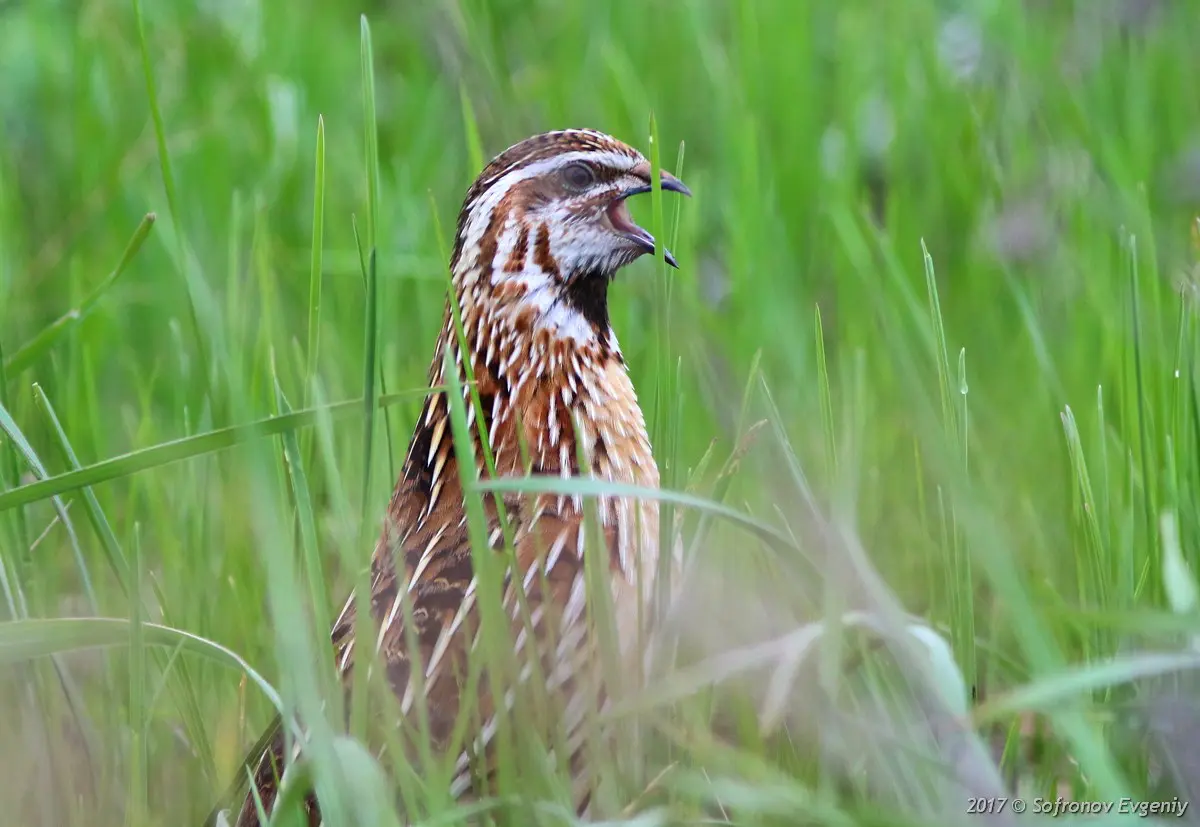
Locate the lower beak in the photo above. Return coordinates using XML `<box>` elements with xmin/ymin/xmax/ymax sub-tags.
<box><xmin>608</xmin><ymin>198</ymin><xmax>680</xmax><ymax>268</ymax></box>
<box><xmin>608</xmin><ymin>169</ymin><xmax>691</xmax><ymax>268</ymax></box>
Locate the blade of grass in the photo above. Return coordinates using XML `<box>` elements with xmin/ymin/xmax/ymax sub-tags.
<box><xmin>815</xmin><ymin>304</ymin><xmax>837</xmax><ymax>481</ymax></box>
<box><xmin>358</xmin><ymin>22</ymin><xmax>395</xmax><ymax>487</ymax></box>
<box><xmin>240</xmin><ymin>413</ymin><xmax>361</xmax><ymax>825</ymax></box>
<box><xmin>573</xmin><ymin>412</ymin><xmax>628</xmax><ymax>807</ymax></box>
<box><xmin>475</xmin><ymin>475</ymin><xmax>804</xmax><ymax>563</ymax></box>
<box><xmin>304</xmin><ymin>117</ymin><xmax>326</xmax><ymax>411</ymax></box>
<box><xmin>973</xmin><ymin>650</ymin><xmax>1200</xmax><ymax>725</ymax></box>
<box><xmin>0</xmin><ymin>390</ymin><xmax>426</xmax><ymax>513</ymax></box>
<box><xmin>31</xmin><ymin>383</ymin><xmax>129</xmax><ymax>585</ymax></box>
<box><xmin>32</xmin><ymin>382</ymin><xmax>220</xmax><ymax>786</ymax></box>
<box><xmin>351</xmin><ymin>235</ymin><xmax>378</xmax><ymax>740</ymax></box>
<box><xmin>348</xmin><ymin>24</ymin><xmax>386</xmax><ymax>747</ymax></box>
<box><xmin>4</xmin><ymin>214</ymin><xmax>156</xmax><ymax>377</ymax></box>
<box><xmin>1061</xmin><ymin>404</ymin><xmax>1110</xmax><ymax>656</ymax></box>
<box><xmin>0</xmin><ymin>617</ymin><xmax>283</xmax><ymax>707</ymax></box>
<box><xmin>646</xmin><ymin>114</ymin><xmax>685</xmax><ymax>633</ymax></box>
<box><xmin>1126</xmin><ymin>232</ymin><xmax>1159</xmax><ymax>587</ymax></box>
<box><xmin>10</xmin><ymin>396</ymin><xmax>111</xmax><ymax>797</ymax></box>
<box><xmin>273</xmin><ymin>374</ymin><xmax>337</xmax><ymax>705</ymax></box>
<box><xmin>683</xmin><ymin>351</ymin><xmax>763</xmax><ymax>563</ymax></box>
<box><xmin>0</xmin><ymin>392</ymin><xmax>97</xmax><ymax>609</ymax></box>
<box><xmin>0</xmin><ymin>359</ymin><xmax>31</xmax><ymax>582</ymax></box>
<box><xmin>439</xmin><ymin>343</ymin><xmax>529</xmax><ymax>808</ymax></box>
<box><xmin>459</xmin><ymin>85</ymin><xmax>485</xmax><ymax>173</ymax></box>
<box><xmin>920</xmin><ymin>241</ymin><xmax>976</xmax><ymax>689</ymax></box>
<box><xmin>131</xmin><ymin>0</ymin><xmax>211</xmax><ymax>396</ymax></box>
<box><xmin>127</xmin><ymin>524</ymin><xmax>146</xmax><ymax>827</ymax></box>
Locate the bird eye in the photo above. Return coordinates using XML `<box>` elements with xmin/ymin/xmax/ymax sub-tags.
<box><xmin>561</xmin><ymin>161</ymin><xmax>596</xmax><ymax>191</ymax></box>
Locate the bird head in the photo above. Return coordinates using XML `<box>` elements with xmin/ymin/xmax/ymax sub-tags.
<box><xmin>449</xmin><ymin>129</ymin><xmax>690</xmax><ymax>339</ymax></box>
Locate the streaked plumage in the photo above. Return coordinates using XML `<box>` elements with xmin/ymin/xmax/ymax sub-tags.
<box><xmin>234</xmin><ymin>128</ymin><xmax>689</xmax><ymax>826</ymax></box>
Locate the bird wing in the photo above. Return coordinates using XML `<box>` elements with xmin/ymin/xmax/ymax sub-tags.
<box><xmin>235</xmin><ymin>364</ymin><xmax>624</xmax><ymax>824</ymax></box>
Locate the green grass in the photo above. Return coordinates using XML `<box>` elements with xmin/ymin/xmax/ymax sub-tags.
<box><xmin>3</xmin><ymin>0</ymin><xmax>1200</xmax><ymax>824</ymax></box>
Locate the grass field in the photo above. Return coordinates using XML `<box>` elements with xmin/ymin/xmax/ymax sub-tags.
<box><xmin>3</xmin><ymin>1</ymin><xmax>1200</xmax><ymax>825</ymax></box>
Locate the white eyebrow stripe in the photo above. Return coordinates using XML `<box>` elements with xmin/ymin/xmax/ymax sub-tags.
<box><xmin>489</xmin><ymin>150</ymin><xmax>636</xmax><ymax>194</ymax></box>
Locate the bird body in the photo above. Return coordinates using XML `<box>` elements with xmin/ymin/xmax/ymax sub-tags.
<box><xmin>234</xmin><ymin>128</ymin><xmax>689</xmax><ymax>826</ymax></box>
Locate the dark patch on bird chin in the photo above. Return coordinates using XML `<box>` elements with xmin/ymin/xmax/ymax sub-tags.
<box><xmin>562</xmin><ymin>268</ymin><xmax>615</xmax><ymax>335</ymax></box>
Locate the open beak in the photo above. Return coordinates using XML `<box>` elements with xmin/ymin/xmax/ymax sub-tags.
<box><xmin>607</xmin><ymin>164</ymin><xmax>691</xmax><ymax>268</ymax></box>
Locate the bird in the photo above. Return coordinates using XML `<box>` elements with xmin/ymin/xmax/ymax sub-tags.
<box><xmin>231</xmin><ymin>128</ymin><xmax>690</xmax><ymax>826</ymax></box>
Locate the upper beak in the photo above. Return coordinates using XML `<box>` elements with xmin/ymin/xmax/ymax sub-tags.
<box><xmin>611</xmin><ymin>162</ymin><xmax>692</xmax><ymax>268</ymax></box>
<box><xmin>642</xmin><ymin>167</ymin><xmax>693</xmax><ymax>198</ymax></box>
<box><xmin>661</xmin><ymin>170</ymin><xmax>692</xmax><ymax>197</ymax></box>
<box><xmin>627</xmin><ymin>161</ymin><xmax>693</xmax><ymax>198</ymax></box>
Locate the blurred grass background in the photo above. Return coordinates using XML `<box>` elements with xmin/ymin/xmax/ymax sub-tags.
<box><xmin>3</xmin><ymin>0</ymin><xmax>1200</xmax><ymax>825</ymax></box>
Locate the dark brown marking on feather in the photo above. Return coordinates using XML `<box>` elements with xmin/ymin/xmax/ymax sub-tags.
<box><xmin>593</xmin><ymin>433</ymin><xmax>610</xmax><ymax>470</ymax></box>
<box><xmin>493</xmin><ymin>279</ymin><xmax>528</xmax><ymax>306</ymax></box>
<box><xmin>512</xmin><ymin>307</ymin><xmax>535</xmax><ymax>337</ymax></box>
<box><xmin>530</xmin><ymin>450</ymin><xmax>580</xmax><ymax>478</ymax></box>
<box><xmin>478</xmin><ymin>193</ymin><xmax>515</xmax><ymax>283</ymax></box>
<box><xmin>533</xmin><ymin>222</ymin><xmax>560</xmax><ymax>282</ymax></box>
<box><xmin>473</xmin><ymin>325</ymin><xmax>492</xmax><ymax>371</ymax></box>
<box><xmin>420</xmin><ymin>581</ymin><xmax>468</xmax><ymax>613</ymax></box>
<box><xmin>591</xmin><ymin>164</ymin><xmax>626</xmax><ymax>186</ymax></box>
<box><xmin>370</xmin><ymin>579</ymin><xmax>396</xmax><ymax>619</ymax></box>
<box><xmin>402</xmin><ymin>335</ymin><xmax>509</xmax><ymax>500</ymax></box>
<box><xmin>475</xmin><ymin>390</ymin><xmax>502</xmax><ymax>456</ymax></box>
<box><xmin>451</xmin><ymin>212</ymin><xmax>469</xmax><ymax>271</ymax></box>
<box><xmin>236</xmin><ymin>729</ymin><xmax>322</xmax><ymax>827</ymax></box>
<box><xmin>402</xmin><ymin>395</ymin><xmax>441</xmax><ymax>491</ymax></box>
<box><xmin>505</xmin><ymin>224</ymin><xmax>529</xmax><ymax>273</ymax></box>
<box><xmin>331</xmin><ymin>618</ymin><xmax>353</xmax><ymax>650</ymax></box>
<box><xmin>479</xmin><ymin>359</ymin><xmax>510</xmax><ymax>402</ymax></box>
<box><xmin>385</xmin><ymin>654</ymin><xmax>414</xmax><ymax>699</ymax></box>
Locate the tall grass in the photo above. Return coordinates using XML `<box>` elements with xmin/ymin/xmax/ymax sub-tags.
<box><xmin>2</xmin><ymin>1</ymin><xmax>1200</xmax><ymax>824</ymax></box>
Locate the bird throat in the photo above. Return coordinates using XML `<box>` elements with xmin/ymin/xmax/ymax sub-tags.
<box><xmin>560</xmin><ymin>269</ymin><xmax>613</xmax><ymax>336</ymax></box>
